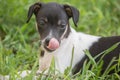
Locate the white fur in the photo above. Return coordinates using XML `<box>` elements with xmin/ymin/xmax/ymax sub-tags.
<box><xmin>60</xmin><ymin>24</ymin><xmax>68</xmax><ymax>40</ymax></box>
<box><xmin>49</xmin><ymin>27</ymin><xmax>100</xmax><ymax>73</ymax></box>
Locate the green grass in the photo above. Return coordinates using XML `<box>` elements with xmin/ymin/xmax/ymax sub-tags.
<box><xmin>0</xmin><ymin>0</ymin><xmax>120</xmax><ymax>80</ymax></box>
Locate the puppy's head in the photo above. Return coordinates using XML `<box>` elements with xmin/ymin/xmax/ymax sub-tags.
<box><xmin>27</xmin><ymin>2</ymin><xmax>79</xmax><ymax>52</ymax></box>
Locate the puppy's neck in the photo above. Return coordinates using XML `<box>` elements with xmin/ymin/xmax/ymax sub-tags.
<box><xmin>53</xmin><ymin>27</ymin><xmax>76</xmax><ymax>55</ymax></box>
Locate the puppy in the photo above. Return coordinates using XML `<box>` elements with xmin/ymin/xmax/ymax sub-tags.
<box><xmin>27</xmin><ymin>2</ymin><xmax>120</xmax><ymax>75</ymax></box>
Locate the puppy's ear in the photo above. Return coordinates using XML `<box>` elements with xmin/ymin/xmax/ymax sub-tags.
<box><xmin>26</xmin><ymin>2</ymin><xmax>42</xmax><ymax>23</ymax></box>
<box><xmin>64</xmin><ymin>5</ymin><xmax>79</xmax><ymax>27</ymax></box>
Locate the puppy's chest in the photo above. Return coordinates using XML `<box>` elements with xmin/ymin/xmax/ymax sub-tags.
<box><xmin>53</xmin><ymin>42</ymin><xmax>74</xmax><ymax>73</ymax></box>
<box><xmin>53</xmin><ymin>32</ymin><xmax>100</xmax><ymax>73</ymax></box>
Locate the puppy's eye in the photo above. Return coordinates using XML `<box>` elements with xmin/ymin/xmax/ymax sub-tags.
<box><xmin>39</xmin><ymin>21</ymin><xmax>45</xmax><ymax>26</ymax></box>
<box><xmin>60</xmin><ymin>24</ymin><xmax>66</xmax><ymax>29</ymax></box>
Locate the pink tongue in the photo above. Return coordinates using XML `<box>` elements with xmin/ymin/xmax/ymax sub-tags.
<box><xmin>47</xmin><ymin>38</ymin><xmax>59</xmax><ymax>50</ymax></box>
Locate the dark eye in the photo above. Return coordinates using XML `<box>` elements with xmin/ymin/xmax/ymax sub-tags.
<box><xmin>39</xmin><ymin>21</ymin><xmax>45</xmax><ymax>26</ymax></box>
<box><xmin>60</xmin><ymin>24</ymin><xmax>66</xmax><ymax>29</ymax></box>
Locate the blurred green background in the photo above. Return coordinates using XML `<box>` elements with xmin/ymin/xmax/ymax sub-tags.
<box><xmin>0</xmin><ymin>0</ymin><xmax>120</xmax><ymax>79</ymax></box>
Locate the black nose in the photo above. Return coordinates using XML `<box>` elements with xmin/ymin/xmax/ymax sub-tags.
<box><xmin>45</xmin><ymin>38</ymin><xmax>51</xmax><ymax>46</ymax></box>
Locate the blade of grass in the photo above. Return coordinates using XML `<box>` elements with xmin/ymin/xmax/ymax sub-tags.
<box><xmin>96</xmin><ymin>42</ymin><xmax>120</xmax><ymax>66</ymax></box>
<box><xmin>84</xmin><ymin>50</ymin><xmax>97</xmax><ymax>67</ymax></box>
<box><xmin>102</xmin><ymin>57</ymin><xmax>116</xmax><ymax>76</ymax></box>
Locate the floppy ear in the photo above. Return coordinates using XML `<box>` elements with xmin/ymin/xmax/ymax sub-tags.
<box><xmin>26</xmin><ymin>2</ymin><xmax>42</xmax><ymax>23</ymax></box>
<box><xmin>64</xmin><ymin>5</ymin><xmax>79</xmax><ymax>27</ymax></box>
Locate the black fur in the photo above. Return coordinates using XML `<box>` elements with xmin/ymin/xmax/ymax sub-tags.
<box><xmin>73</xmin><ymin>36</ymin><xmax>120</xmax><ymax>74</ymax></box>
<box><xmin>27</xmin><ymin>2</ymin><xmax>79</xmax><ymax>52</ymax></box>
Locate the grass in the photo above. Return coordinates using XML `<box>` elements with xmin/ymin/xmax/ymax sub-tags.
<box><xmin>0</xmin><ymin>0</ymin><xmax>120</xmax><ymax>80</ymax></box>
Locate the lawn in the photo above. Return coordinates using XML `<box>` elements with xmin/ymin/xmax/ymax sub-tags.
<box><xmin>0</xmin><ymin>0</ymin><xmax>120</xmax><ymax>80</ymax></box>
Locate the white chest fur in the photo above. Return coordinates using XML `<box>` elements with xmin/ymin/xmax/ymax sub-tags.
<box><xmin>53</xmin><ymin>28</ymin><xmax>100</xmax><ymax>73</ymax></box>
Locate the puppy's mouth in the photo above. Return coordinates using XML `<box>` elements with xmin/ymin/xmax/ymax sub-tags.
<box><xmin>44</xmin><ymin>38</ymin><xmax>60</xmax><ymax>52</ymax></box>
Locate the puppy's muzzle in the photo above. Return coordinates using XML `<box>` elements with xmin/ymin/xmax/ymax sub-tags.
<box><xmin>44</xmin><ymin>38</ymin><xmax>60</xmax><ymax>52</ymax></box>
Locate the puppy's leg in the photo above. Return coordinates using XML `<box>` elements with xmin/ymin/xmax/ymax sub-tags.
<box><xmin>37</xmin><ymin>50</ymin><xmax>53</xmax><ymax>75</ymax></box>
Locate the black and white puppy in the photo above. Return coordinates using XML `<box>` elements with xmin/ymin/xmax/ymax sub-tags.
<box><xmin>27</xmin><ymin>2</ymin><xmax>120</xmax><ymax>75</ymax></box>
